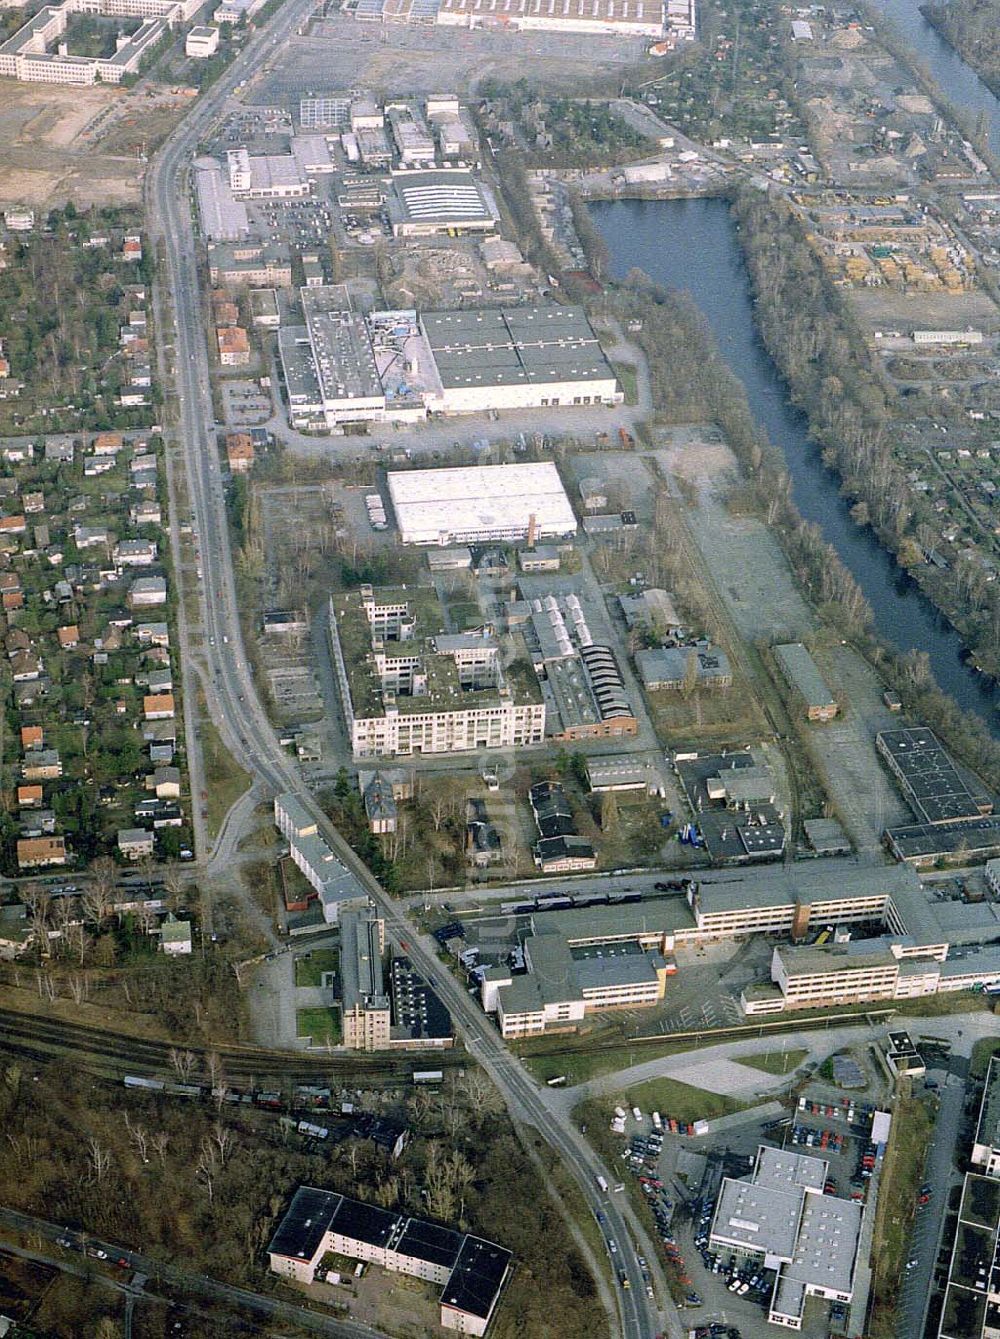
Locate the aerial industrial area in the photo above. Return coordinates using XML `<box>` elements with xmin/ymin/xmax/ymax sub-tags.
<box><xmin>5</xmin><ymin>0</ymin><xmax>1000</xmax><ymax>1334</ymax></box>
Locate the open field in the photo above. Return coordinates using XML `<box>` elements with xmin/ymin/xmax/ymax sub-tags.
<box><xmin>201</xmin><ymin>715</ymin><xmax>252</xmax><ymax>840</ymax></box>
<box><xmin>252</xmin><ymin>15</ymin><xmax>647</xmax><ymax>108</ymax></box>
<box><xmin>616</xmin><ymin>1075</ymin><xmax>749</xmax><ymax>1123</ymax></box>
<box><xmin>294</xmin><ymin>949</ymin><xmax>339</xmax><ymax>988</ymax></box>
<box><xmin>0</xmin><ymin>82</ymin><xmax>192</xmax><ymax>209</ymax></box>
<box><xmin>296</xmin><ymin>1006</ymin><xmax>341</xmax><ymax>1046</ymax></box>
<box><xmin>851</xmin><ymin>286</ymin><xmax>1000</xmax><ymax>333</ymax></box>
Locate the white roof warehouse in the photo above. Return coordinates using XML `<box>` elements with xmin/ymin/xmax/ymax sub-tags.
<box><xmin>388</xmin><ymin>461</ymin><xmax>577</xmax><ymax>546</ymax></box>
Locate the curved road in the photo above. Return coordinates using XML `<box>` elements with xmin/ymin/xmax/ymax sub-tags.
<box><xmin>144</xmin><ymin>9</ymin><xmax>675</xmax><ymax>1339</ymax></box>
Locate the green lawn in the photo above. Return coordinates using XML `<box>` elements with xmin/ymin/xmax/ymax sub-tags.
<box><xmin>611</xmin><ymin>361</ymin><xmax>639</xmax><ymax>405</ymax></box>
<box><xmin>622</xmin><ymin>1076</ymin><xmax>749</xmax><ymax>1124</ymax></box>
<box><xmin>738</xmin><ymin>1048</ymin><xmax>809</xmax><ymax>1076</ymax></box>
<box><xmin>520</xmin><ymin>1037</ymin><xmax>699</xmax><ymax>1086</ymax></box>
<box><xmin>296</xmin><ymin>1007</ymin><xmax>342</xmax><ymax>1046</ymax></box>
<box><xmin>971</xmin><ymin>1035</ymin><xmax>1000</xmax><ymax>1080</ymax></box>
<box><xmin>294</xmin><ymin>949</ymin><xmax>339</xmax><ymax>988</ymax></box>
<box><xmin>900</xmin><ymin>993</ymin><xmax>990</xmax><ymax>1017</ymax></box>
<box><xmin>201</xmin><ymin>715</ymin><xmax>251</xmax><ymax>839</ymax></box>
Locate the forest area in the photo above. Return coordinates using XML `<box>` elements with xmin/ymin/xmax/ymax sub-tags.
<box><xmin>0</xmin><ymin>1058</ymin><xmax>606</xmax><ymax>1339</ymax></box>
<box><xmin>922</xmin><ymin>0</ymin><xmax>1000</xmax><ymax>95</ymax></box>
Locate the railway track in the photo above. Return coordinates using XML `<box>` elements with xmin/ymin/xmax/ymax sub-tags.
<box><xmin>520</xmin><ymin>1007</ymin><xmax>899</xmax><ymax>1065</ymax></box>
<box><xmin>0</xmin><ymin>1008</ymin><xmax>464</xmax><ymax>1084</ymax></box>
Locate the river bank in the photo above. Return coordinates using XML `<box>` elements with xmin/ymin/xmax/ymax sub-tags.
<box><xmin>920</xmin><ymin>1</ymin><xmax>1000</xmax><ymax>105</ymax></box>
<box><xmin>589</xmin><ymin>194</ymin><xmax>1000</xmax><ymax>776</ymax></box>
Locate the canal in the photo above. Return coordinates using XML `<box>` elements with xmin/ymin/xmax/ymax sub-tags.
<box><xmin>590</xmin><ymin>194</ymin><xmax>1000</xmax><ymax>727</ymax></box>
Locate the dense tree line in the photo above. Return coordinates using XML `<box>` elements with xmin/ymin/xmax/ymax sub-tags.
<box><xmin>922</xmin><ymin>0</ymin><xmax>1000</xmax><ymax>99</ymax></box>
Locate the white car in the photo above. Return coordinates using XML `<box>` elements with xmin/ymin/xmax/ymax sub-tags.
<box><xmin>608</xmin><ymin>1240</ymin><xmax>617</xmax><ymax>1254</ymax></box>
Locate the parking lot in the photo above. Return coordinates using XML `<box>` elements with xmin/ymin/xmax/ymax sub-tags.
<box><xmin>609</xmin><ymin>1075</ymin><xmax>891</xmax><ymax>1339</ymax></box>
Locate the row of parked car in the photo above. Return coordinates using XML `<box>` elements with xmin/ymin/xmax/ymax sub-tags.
<box><xmin>692</xmin><ymin>1208</ymin><xmax>774</xmax><ymax>1307</ymax></box>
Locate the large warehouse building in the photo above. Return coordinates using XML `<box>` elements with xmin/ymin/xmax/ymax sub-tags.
<box><xmin>421</xmin><ymin>306</ymin><xmax>622</xmax><ymax>415</ymax></box>
<box><xmin>387</xmin><ymin>462</ymin><xmax>577</xmax><ymax>546</ymax></box>
<box><xmin>278</xmin><ymin>295</ymin><xmax>621</xmax><ymax>428</ymax></box>
<box><xmin>435</xmin><ymin>0</ymin><xmax>667</xmax><ymax>36</ymax></box>
<box><xmin>388</xmin><ymin>169</ymin><xmax>499</xmax><ymax>237</ymax></box>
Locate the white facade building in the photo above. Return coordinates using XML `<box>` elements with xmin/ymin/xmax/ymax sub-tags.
<box><xmin>435</xmin><ymin>0</ymin><xmax>666</xmax><ymax>37</ymax></box>
<box><xmin>387</xmin><ymin>462</ymin><xmax>577</xmax><ymax>546</ymax></box>
<box><xmin>269</xmin><ymin>1187</ymin><xmax>511</xmax><ymax>1337</ymax></box>
<box><xmin>273</xmin><ymin>793</ymin><xmax>366</xmax><ymax>922</ymax></box>
<box><xmin>185</xmin><ymin>23</ymin><xmax>219</xmax><ymax>54</ymax></box>
<box><xmin>0</xmin><ymin>0</ymin><xmax>193</xmax><ymax>84</ymax></box>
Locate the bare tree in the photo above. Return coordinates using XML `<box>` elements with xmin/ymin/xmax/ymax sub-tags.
<box><xmin>67</xmin><ymin>973</ymin><xmax>90</xmax><ymax>1005</ymax></box>
<box><xmin>196</xmin><ymin>1141</ymin><xmax>217</xmax><ymax>1203</ymax></box>
<box><xmin>23</xmin><ymin>883</ymin><xmax>51</xmax><ymax>954</ymax></box>
<box><xmin>135</xmin><ymin>901</ymin><xmax>158</xmax><ymax>936</ymax></box>
<box><xmin>211</xmin><ymin>1121</ymin><xmax>236</xmax><ymax>1167</ymax></box>
<box><xmin>206</xmin><ymin>1051</ymin><xmax>225</xmax><ymax>1095</ymax></box>
<box><xmin>82</xmin><ymin>857</ymin><xmax>117</xmax><ymax>928</ymax></box>
<box><xmin>162</xmin><ymin>861</ymin><xmax>183</xmax><ymax>907</ymax></box>
<box><xmin>124</xmin><ymin>1114</ymin><xmax>149</xmax><ymax>1163</ymax></box>
<box><xmin>461</xmin><ymin>1070</ymin><xmax>500</xmax><ymax>1117</ymax></box>
<box><xmin>87</xmin><ymin>1139</ymin><xmax>111</xmax><ymax>1185</ymax></box>
<box><xmin>169</xmin><ymin>1048</ymin><xmax>197</xmax><ymax>1083</ymax></box>
<box><xmin>151</xmin><ymin>1131</ymin><xmax>169</xmax><ymax>1167</ymax></box>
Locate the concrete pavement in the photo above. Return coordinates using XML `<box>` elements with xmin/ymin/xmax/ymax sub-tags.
<box><xmin>555</xmin><ymin>1008</ymin><xmax>998</xmax><ymax>1108</ymax></box>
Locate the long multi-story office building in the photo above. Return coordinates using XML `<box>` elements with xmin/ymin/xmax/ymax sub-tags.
<box><xmin>485</xmin><ymin>924</ymin><xmax>670</xmax><ymax>1038</ymax></box>
<box><xmin>273</xmin><ymin>794</ymin><xmax>366</xmax><ymax>922</ymax></box>
<box><xmin>328</xmin><ymin>584</ymin><xmax>545</xmax><ymax>759</ymax></box>
<box><xmin>972</xmin><ymin>1057</ymin><xmax>1000</xmax><ymax>1178</ymax></box>
<box><xmin>937</xmin><ymin>1062</ymin><xmax>1000</xmax><ymax>1339</ymax></box>
<box><xmin>472</xmin><ymin>859</ymin><xmax>1000</xmax><ymax>1033</ymax></box>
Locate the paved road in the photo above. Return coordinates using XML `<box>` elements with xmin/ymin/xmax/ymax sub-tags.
<box><xmin>144</xmin><ymin>7</ymin><xmax>669</xmax><ymax>1338</ymax></box>
<box><xmin>0</xmin><ymin>1205</ymin><xmax>385</xmax><ymax>1337</ymax></box>
<box><xmin>897</xmin><ymin>1057</ymin><xmax>969</xmax><ymax>1339</ymax></box>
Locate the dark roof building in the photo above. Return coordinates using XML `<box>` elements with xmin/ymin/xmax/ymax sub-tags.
<box><xmin>877</xmin><ymin>727</ymin><xmax>993</xmax><ymax>825</ymax></box>
<box><xmin>268</xmin><ymin>1187</ymin><xmax>511</xmax><ymax>1335</ymax></box>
